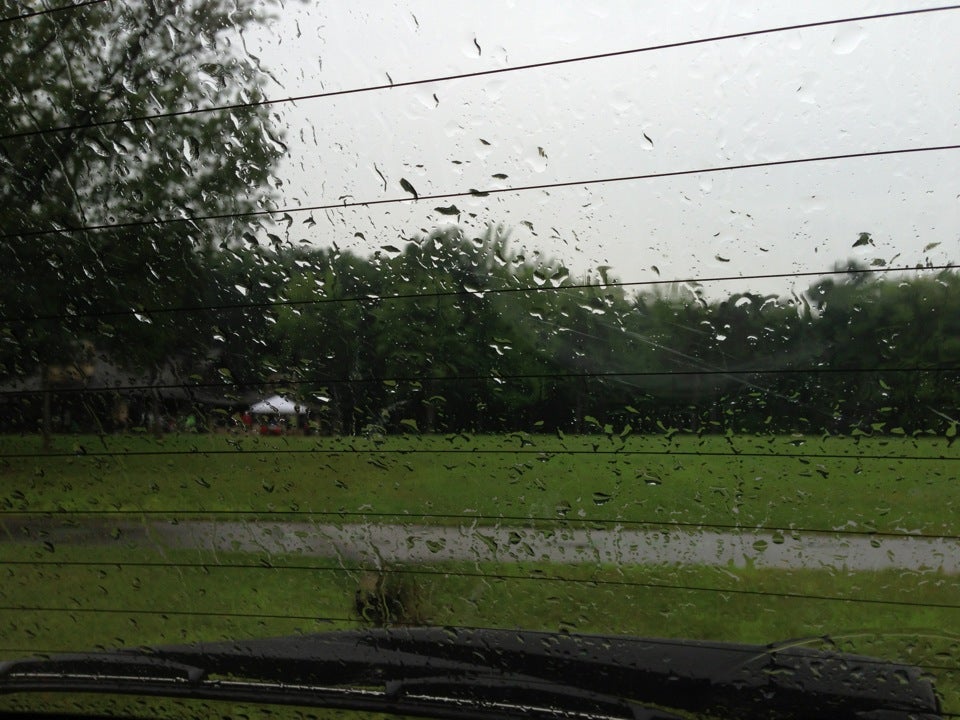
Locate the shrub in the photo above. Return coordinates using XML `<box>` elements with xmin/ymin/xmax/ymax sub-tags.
<box><xmin>354</xmin><ymin>569</ymin><xmax>430</xmax><ymax>626</ymax></box>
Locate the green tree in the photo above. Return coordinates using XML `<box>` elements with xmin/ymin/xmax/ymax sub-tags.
<box><xmin>371</xmin><ymin>228</ymin><xmax>492</xmax><ymax>433</ymax></box>
<box><xmin>374</xmin><ymin>224</ymin><xmax>569</xmax><ymax>432</ymax></box>
<box><xmin>273</xmin><ymin>248</ymin><xmax>383</xmax><ymax>435</ymax></box>
<box><xmin>0</xmin><ymin>0</ymin><xmax>284</xmax><ymax>444</ymax></box>
<box><xmin>809</xmin><ymin>265</ymin><xmax>960</xmax><ymax>434</ymax></box>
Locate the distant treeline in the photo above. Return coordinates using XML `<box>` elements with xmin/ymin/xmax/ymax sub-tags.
<box><xmin>4</xmin><ymin>225</ymin><xmax>959</xmax><ymax>438</ymax></box>
<box><xmin>210</xmin><ymin>226</ymin><xmax>960</xmax><ymax>438</ymax></box>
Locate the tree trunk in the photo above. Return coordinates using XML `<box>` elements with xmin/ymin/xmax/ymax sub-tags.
<box><xmin>150</xmin><ymin>390</ymin><xmax>163</xmax><ymax>438</ymax></box>
<box><xmin>422</xmin><ymin>380</ymin><xmax>437</xmax><ymax>433</ymax></box>
<box><xmin>40</xmin><ymin>364</ymin><xmax>52</xmax><ymax>451</ymax></box>
<box><xmin>345</xmin><ymin>382</ymin><xmax>356</xmax><ymax>436</ymax></box>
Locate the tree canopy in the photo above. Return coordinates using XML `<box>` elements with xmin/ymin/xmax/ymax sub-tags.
<box><xmin>3</xmin><ymin>212</ymin><xmax>958</xmax><ymax>439</ymax></box>
<box><xmin>205</xmin><ymin>227</ymin><xmax>960</xmax><ymax>439</ymax></box>
<box><xmin>0</xmin><ymin>0</ymin><xmax>285</xmax><ymax>440</ymax></box>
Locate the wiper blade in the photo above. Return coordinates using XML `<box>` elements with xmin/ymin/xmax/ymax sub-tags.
<box><xmin>0</xmin><ymin>627</ymin><xmax>942</xmax><ymax>720</ymax></box>
<box><xmin>0</xmin><ymin>633</ymin><xmax>679</xmax><ymax>720</ymax></box>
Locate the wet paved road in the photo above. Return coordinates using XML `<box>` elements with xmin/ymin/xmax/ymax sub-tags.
<box><xmin>3</xmin><ymin>517</ymin><xmax>957</xmax><ymax>573</ymax></box>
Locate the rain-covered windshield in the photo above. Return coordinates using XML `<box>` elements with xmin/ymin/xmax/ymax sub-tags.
<box><xmin>0</xmin><ymin>1</ymin><xmax>958</xmax><ymax>717</ymax></box>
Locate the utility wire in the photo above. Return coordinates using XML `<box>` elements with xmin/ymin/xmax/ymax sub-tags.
<box><xmin>0</xmin><ymin>4</ymin><xmax>957</xmax><ymax>140</ymax></box>
<box><xmin>0</xmin><ymin>446</ymin><xmax>955</xmax><ymax>461</ymax></box>
<box><xmin>0</xmin><ymin>0</ymin><xmax>106</xmax><ymax>23</ymax></box>
<box><xmin>0</xmin><ymin>604</ymin><xmax>346</xmax><ymax>623</ymax></box>
<box><xmin>2</xmin><ymin>565</ymin><xmax>957</xmax><ymax>609</ymax></box>
<box><xmin>2</xmin><ymin>262</ymin><xmax>954</xmax><ymax>325</ymax></box>
<box><xmin>0</xmin><ymin>364</ymin><xmax>956</xmax><ymax>398</ymax></box>
<box><xmin>4</xmin><ymin>144</ymin><xmax>960</xmax><ymax>241</ymax></box>
<box><xmin>2</xmin><ymin>509</ymin><xmax>957</xmax><ymax>541</ymax></box>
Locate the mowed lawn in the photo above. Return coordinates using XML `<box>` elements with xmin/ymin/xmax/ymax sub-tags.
<box><xmin>0</xmin><ymin>431</ymin><xmax>956</xmax><ymax>534</ymax></box>
<box><xmin>1</xmin><ymin>432</ymin><xmax>958</xmax><ymax>714</ymax></box>
<box><xmin>0</xmin><ymin>544</ymin><xmax>957</xmax><ymax>712</ymax></box>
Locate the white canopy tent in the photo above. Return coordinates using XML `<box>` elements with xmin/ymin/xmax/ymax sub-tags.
<box><xmin>249</xmin><ymin>395</ymin><xmax>305</xmax><ymax>415</ymax></box>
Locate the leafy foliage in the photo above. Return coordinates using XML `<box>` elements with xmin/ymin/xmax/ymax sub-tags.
<box><xmin>0</xmin><ymin>0</ymin><xmax>283</xmax><ymax>383</ymax></box>
<box><xmin>220</xmin><ymin>227</ymin><xmax>960</xmax><ymax>438</ymax></box>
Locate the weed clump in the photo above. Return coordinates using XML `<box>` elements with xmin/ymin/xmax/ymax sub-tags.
<box><xmin>354</xmin><ymin>569</ymin><xmax>429</xmax><ymax>626</ymax></box>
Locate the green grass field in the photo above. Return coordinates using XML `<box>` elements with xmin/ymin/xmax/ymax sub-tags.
<box><xmin>0</xmin><ymin>432</ymin><xmax>957</xmax><ymax>715</ymax></box>
<box><xmin>0</xmin><ymin>544</ymin><xmax>957</xmax><ymax>713</ymax></box>
<box><xmin>1</xmin><ymin>432</ymin><xmax>957</xmax><ymax>534</ymax></box>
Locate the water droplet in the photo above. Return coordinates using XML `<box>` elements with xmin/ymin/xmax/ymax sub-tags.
<box><xmin>592</xmin><ymin>492</ymin><xmax>613</xmax><ymax>506</ymax></box>
<box><xmin>832</xmin><ymin>26</ymin><xmax>866</xmax><ymax>55</ymax></box>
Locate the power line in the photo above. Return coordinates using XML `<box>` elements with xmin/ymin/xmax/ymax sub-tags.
<box><xmin>2</xmin><ymin>262</ymin><xmax>954</xmax><ymax>325</ymax></box>
<box><xmin>1</xmin><ymin>364</ymin><xmax>957</xmax><ymax>399</ymax></box>
<box><xmin>2</xmin><ymin>564</ymin><xmax>957</xmax><ymax>610</ymax></box>
<box><xmin>0</xmin><ymin>604</ymin><xmax>348</xmax><ymax>623</ymax></box>
<box><xmin>1</xmin><ymin>4</ymin><xmax>957</xmax><ymax>140</ymax></box>
<box><xmin>2</xmin><ymin>509</ymin><xmax>957</xmax><ymax>541</ymax></box>
<box><xmin>4</xmin><ymin>143</ymin><xmax>960</xmax><ymax>241</ymax></box>
<box><xmin>0</xmin><ymin>446</ymin><xmax>955</xmax><ymax>461</ymax></box>
<box><xmin>0</xmin><ymin>0</ymin><xmax>107</xmax><ymax>23</ymax></box>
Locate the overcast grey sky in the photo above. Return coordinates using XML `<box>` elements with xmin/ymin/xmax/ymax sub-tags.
<box><xmin>243</xmin><ymin>1</ymin><xmax>959</xmax><ymax>298</ymax></box>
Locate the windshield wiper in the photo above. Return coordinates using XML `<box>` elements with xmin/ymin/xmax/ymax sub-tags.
<box><xmin>0</xmin><ymin>627</ymin><xmax>942</xmax><ymax>720</ymax></box>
